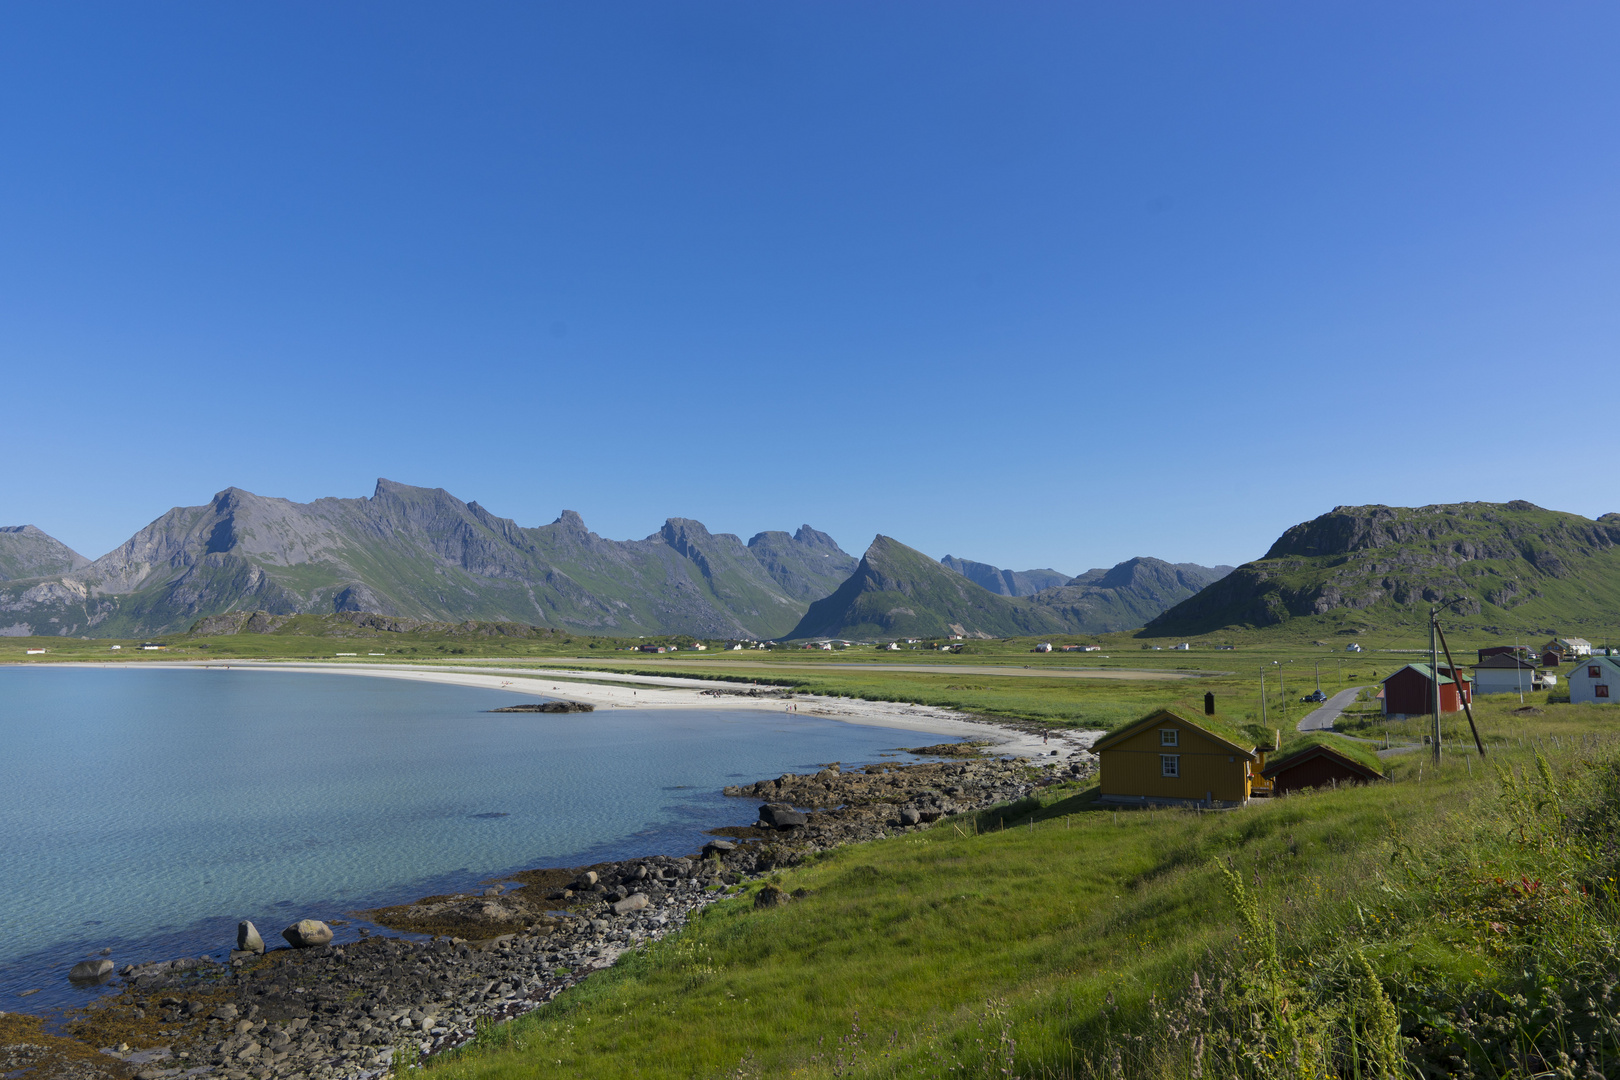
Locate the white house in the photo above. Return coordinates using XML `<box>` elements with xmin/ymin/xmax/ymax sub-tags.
<box><xmin>1171</xmin><ymin>643</ymin><xmax>1190</xmax><ymax>651</ymax></box>
<box><xmin>1345</xmin><ymin>643</ymin><xmax>1363</xmax><ymax>653</ymax></box>
<box><xmin>1471</xmin><ymin>653</ymin><xmax>1551</xmax><ymax>696</ymax></box>
<box><xmin>1569</xmin><ymin>655</ymin><xmax>1620</xmax><ymax>705</ymax></box>
<box><xmin>1547</xmin><ymin>637</ymin><xmax>1594</xmax><ymax>658</ymax></box>
<box><xmin>1034</xmin><ymin>642</ymin><xmax>1053</xmax><ymax>653</ymax></box>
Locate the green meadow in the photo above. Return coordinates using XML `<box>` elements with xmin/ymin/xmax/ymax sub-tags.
<box><xmin>419</xmin><ymin>692</ymin><xmax>1620</xmax><ymax>1079</ymax></box>
<box><xmin>10</xmin><ymin>622</ymin><xmax>1620</xmax><ymax>1076</ymax></box>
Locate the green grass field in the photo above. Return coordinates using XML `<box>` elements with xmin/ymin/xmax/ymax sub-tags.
<box><xmin>8</xmin><ymin>624</ymin><xmax>1620</xmax><ymax>1076</ymax></box>
<box><xmin>418</xmin><ymin>694</ymin><xmax>1620</xmax><ymax>1079</ymax></box>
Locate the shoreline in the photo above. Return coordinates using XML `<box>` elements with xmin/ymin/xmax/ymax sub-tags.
<box><xmin>31</xmin><ymin>751</ymin><xmax>1095</xmax><ymax>1080</ymax></box>
<box><xmin>29</xmin><ymin>659</ymin><xmax>1102</xmax><ymax>762</ymax></box>
<box><xmin>3</xmin><ymin>661</ymin><xmax>1104</xmax><ymax>1079</ymax></box>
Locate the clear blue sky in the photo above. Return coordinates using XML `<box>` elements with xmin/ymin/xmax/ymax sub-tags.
<box><xmin>3</xmin><ymin>3</ymin><xmax>1617</xmax><ymax>573</ymax></box>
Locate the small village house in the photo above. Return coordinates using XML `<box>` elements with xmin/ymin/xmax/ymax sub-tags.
<box><xmin>1471</xmin><ymin>653</ymin><xmax>1553</xmax><ymax>695</ymax></box>
<box><xmin>1345</xmin><ymin>643</ymin><xmax>1363</xmax><ymax>652</ymax></box>
<box><xmin>1260</xmin><ymin>736</ymin><xmax>1384</xmax><ymax>794</ymax></box>
<box><xmin>1094</xmin><ymin>704</ymin><xmax>1274</xmax><ymax>808</ymax></box>
<box><xmin>1478</xmin><ymin>645</ymin><xmax>1529</xmax><ymax>663</ymax></box>
<box><xmin>1380</xmin><ymin>664</ymin><xmax>1473</xmax><ymax>717</ymax></box>
<box><xmin>1033</xmin><ymin>642</ymin><xmax>1052</xmax><ymax>653</ymax></box>
<box><xmin>1546</xmin><ymin>636</ymin><xmax>1594</xmax><ymax>659</ymax></box>
<box><xmin>1569</xmin><ymin>655</ymin><xmax>1620</xmax><ymax>705</ymax></box>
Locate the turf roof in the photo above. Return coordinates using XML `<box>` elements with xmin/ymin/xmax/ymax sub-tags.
<box><xmin>1094</xmin><ymin>706</ymin><xmax>1275</xmax><ymax>756</ymax></box>
<box><xmin>1266</xmin><ymin>731</ymin><xmax>1385</xmax><ymax>777</ymax></box>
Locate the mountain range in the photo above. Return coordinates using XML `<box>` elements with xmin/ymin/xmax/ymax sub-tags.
<box><xmin>791</xmin><ymin>540</ymin><xmax>1233</xmax><ymax>640</ymax></box>
<box><xmin>0</xmin><ymin>481</ymin><xmax>1229</xmax><ymax>641</ymax></box>
<box><xmin>0</xmin><ymin>481</ymin><xmax>857</xmax><ymax>640</ymax></box>
<box><xmin>1146</xmin><ymin>501</ymin><xmax>1620</xmax><ymax>638</ymax></box>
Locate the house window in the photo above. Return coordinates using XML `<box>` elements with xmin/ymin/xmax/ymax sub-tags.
<box><xmin>1161</xmin><ymin>755</ymin><xmax>1180</xmax><ymax>777</ymax></box>
<box><xmin>1599</xmin><ymin>685</ymin><xmax>1611</xmax><ymax>699</ymax></box>
<box><xmin>1160</xmin><ymin>728</ymin><xmax>1178</xmax><ymax>746</ymax></box>
<box><xmin>1590</xmin><ymin>666</ymin><xmax>1602</xmax><ymax>679</ymax></box>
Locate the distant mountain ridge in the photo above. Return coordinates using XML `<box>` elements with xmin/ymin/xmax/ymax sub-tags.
<box><xmin>0</xmin><ymin>480</ymin><xmax>856</xmax><ymax>639</ymax></box>
<box><xmin>0</xmin><ymin>525</ymin><xmax>89</xmax><ymax>583</ymax></box>
<box><xmin>939</xmin><ymin>556</ymin><xmax>1070</xmax><ymax>597</ymax></box>
<box><xmin>1145</xmin><ymin>501</ymin><xmax>1620</xmax><ymax>636</ymax></box>
<box><xmin>792</xmin><ymin>537</ymin><xmax>1080</xmax><ymax>640</ymax></box>
<box><xmin>790</xmin><ymin>541</ymin><xmax>1232</xmax><ymax>640</ymax></box>
<box><xmin>1030</xmin><ymin>558</ymin><xmax>1235</xmax><ymax>634</ymax></box>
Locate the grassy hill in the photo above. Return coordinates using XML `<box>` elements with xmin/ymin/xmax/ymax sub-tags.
<box><xmin>1145</xmin><ymin>501</ymin><xmax>1620</xmax><ymax>641</ymax></box>
<box><xmin>423</xmin><ymin>691</ymin><xmax>1620</xmax><ymax>1080</ymax></box>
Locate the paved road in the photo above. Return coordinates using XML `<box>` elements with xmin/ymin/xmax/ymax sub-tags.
<box><xmin>1296</xmin><ymin>685</ymin><xmax>1369</xmax><ymax>732</ymax></box>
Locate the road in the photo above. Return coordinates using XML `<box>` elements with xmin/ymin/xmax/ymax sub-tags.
<box><xmin>1295</xmin><ymin>685</ymin><xmax>1369</xmax><ymax>732</ymax></box>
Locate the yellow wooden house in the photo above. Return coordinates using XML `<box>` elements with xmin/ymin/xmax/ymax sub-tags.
<box><xmin>1093</xmin><ymin>707</ymin><xmax>1276</xmax><ymax>808</ymax></box>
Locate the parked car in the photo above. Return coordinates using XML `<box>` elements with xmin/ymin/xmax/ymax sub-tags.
<box><xmin>1301</xmin><ymin>690</ymin><xmax>1327</xmax><ymax>703</ymax></box>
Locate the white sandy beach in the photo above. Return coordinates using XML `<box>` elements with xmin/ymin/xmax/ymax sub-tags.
<box><xmin>55</xmin><ymin>659</ymin><xmax>1104</xmax><ymax>762</ymax></box>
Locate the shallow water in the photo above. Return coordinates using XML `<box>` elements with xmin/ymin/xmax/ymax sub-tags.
<box><xmin>0</xmin><ymin>666</ymin><xmax>927</xmax><ymax>1013</ymax></box>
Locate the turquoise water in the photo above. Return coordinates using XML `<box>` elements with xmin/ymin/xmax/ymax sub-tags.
<box><xmin>0</xmin><ymin>666</ymin><xmax>926</xmax><ymax>1012</ymax></box>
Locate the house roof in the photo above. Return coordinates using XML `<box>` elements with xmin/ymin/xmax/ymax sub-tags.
<box><xmin>1577</xmin><ymin>655</ymin><xmax>1620</xmax><ymax>674</ymax></box>
<box><xmin>1473</xmin><ymin>654</ymin><xmax>1539</xmax><ymax>670</ymax></box>
<box><xmin>1261</xmin><ymin>733</ymin><xmax>1385</xmax><ymax>781</ymax></box>
<box><xmin>1383</xmin><ymin>663</ymin><xmax>1472</xmax><ymax>686</ymax></box>
<box><xmin>1091</xmin><ymin>707</ymin><xmax>1261</xmax><ymax>758</ymax></box>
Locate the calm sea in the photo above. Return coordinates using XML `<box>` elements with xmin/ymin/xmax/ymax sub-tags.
<box><xmin>0</xmin><ymin>666</ymin><xmax>927</xmax><ymax>1014</ymax></box>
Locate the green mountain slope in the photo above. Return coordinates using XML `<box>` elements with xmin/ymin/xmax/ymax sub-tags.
<box><xmin>1145</xmin><ymin>501</ymin><xmax>1620</xmax><ymax>637</ymax></box>
<box><xmin>788</xmin><ymin>536</ymin><xmax>1081</xmax><ymax>640</ymax></box>
<box><xmin>0</xmin><ymin>481</ymin><xmax>854</xmax><ymax>639</ymax></box>
<box><xmin>1028</xmin><ymin>557</ymin><xmax>1234</xmax><ymax>633</ymax></box>
<box><xmin>0</xmin><ymin>525</ymin><xmax>89</xmax><ymax>583</ymax></box>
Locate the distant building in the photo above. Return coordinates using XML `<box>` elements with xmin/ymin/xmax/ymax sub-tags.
<box><xmin>1478</xmin><ymin>645</ymin><xmax>1529</xmax><ymax>663</ymax></box>
<box><xmin>1570</xmin><ymin>655</ymin><xmax>1620</xmax><ymax>705</ymax></box>
<box><xmin>731</xmin><ymin>644</ymin><xmax>743</xmax><ymax>651</ymax></box>
<box><xmin>886</xmin><ymin>642</ymin><xmax>901</xmax><ymax>651</ymax></box>
<box><xmin>690</xmin><ymin>643</ymin><xmax>707</xmax><ymax>651</ymax></box>
<box><xmin>1033</xmin><ymin>642</ymin><xmax>1052</xmax><ymax>653</ymax></box>
<box><xmin>25</xmin><ymin>648</ymin><xmax>46</xmax><ymax>655</ymax></box>
<box><xmin>1545</xmin><ymin>637</ymin><xmax>1594</xmax><ymax>659</ymax></box>
<box><xmin>1345</xmin><ymin>643</ymin><xmax>1363</xmax><ymax>653</ymax></box>
<box><xmin>1171</xmin><ymin>643</ymin><xmax>1190</xmax><ymax>651</ymax></box>
<box><xmin>1471</xmin><ymin>653</ymin><xmax>1552</xmax><ymax>696</ymax></box>
<box><xmin>1380</xmin><ymin>664</ymin><xmax>1473</xmax><ymax>716</ymax></box>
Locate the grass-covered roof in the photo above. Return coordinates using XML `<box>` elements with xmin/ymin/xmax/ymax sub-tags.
<box><xmin>1266</xmin><ymin>731</ymin><xmax>1385</xmax><ymax>777</ymax></box>
<box><xmin>1094</xmin><ymin>705</ymin><xmax>1276</xmax><ymax>756</ymax></box>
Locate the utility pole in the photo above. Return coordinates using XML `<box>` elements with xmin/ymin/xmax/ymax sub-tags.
<box><xmin>1430</xmin><ymin>608</ymin><xmax>1442</xmax><ymax>764</ymax></box>
<box><xmin>1260</xmin><ymin>671</ymin><xmax>1267</xmax><ymax>725</ymax></box>
<box><xmin>1314</xmin><ymin>660</ymin><xmax>1322</xmax><ymax>694</ymax></box>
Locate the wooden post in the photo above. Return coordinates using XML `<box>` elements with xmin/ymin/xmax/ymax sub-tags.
<box><xmin>1434</xmin><ymin>616</ymin><xmax>1486</xmax><ymax>758</ymax></box>
<box><xmin>1430</xmin><ymin>609</ymin><xmax>1442</xmax><ymax>763</ymax></box>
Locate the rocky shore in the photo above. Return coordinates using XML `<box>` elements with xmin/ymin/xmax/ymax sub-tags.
<box><xmin>28</xmin><ymin>751</ymin><xmax>1096</xmax><ymax>1080</ymax></box>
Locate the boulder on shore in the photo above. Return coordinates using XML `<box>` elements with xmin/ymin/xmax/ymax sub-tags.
<box><xmin>758</xmin><ymin>803</ymin><xmax>807</xmax><ymax>829</ymax></box>
<box><xmin>282</xmin><ymin>920</ymin><xmax>334</xmax><ymax>948</ymax></box>
<box><xmin>610</xmin><ymin>893</ymin><xmax>650</xmax><ymax>916</ymax></box>
<box><xmin>754</xmin><ymin>884</ymin><xmax>789</xmax><ymax>909</ymax></box>
<box><xmin>68</xmin><ymin>958</ymin><xmax>114</xmax><ymax>983</ymax></box>
<box><xmin>237</xmin><ymin>920</ymin><xmax>264</xmax><ymax>954</ymax></box>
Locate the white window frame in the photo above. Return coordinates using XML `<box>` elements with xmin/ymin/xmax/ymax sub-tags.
<box><xmin>1161</xmin><ymin>754</ymin><xmax>1180</xmax><ymax>777</ymax></box>
<box><xmin>1160</xmin><ymin>728</ymin><xmax>1178</xmax><ymax>746</ymax></box>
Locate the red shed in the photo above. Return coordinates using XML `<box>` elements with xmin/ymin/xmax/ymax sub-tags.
<box><xmin>1381</xmin><ymin>663</ymin><xmax>1472</xmax><ymax>716</ymax></box>
<box><xmin>1261</xmin><ymin>740</ymin><xmax>1384</xmax><ymax>794</ymax></box>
